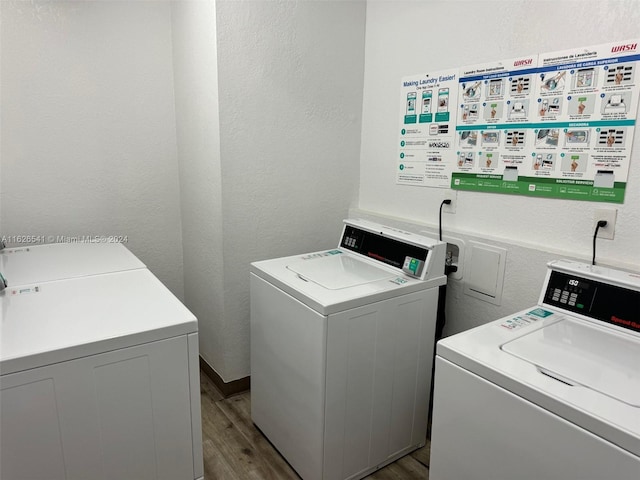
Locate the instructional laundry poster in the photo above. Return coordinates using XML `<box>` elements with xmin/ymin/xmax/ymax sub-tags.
<box><xmin>453</xmin><ymin>54</ymin><xmax>538</xmax><ymax>193</ymax></box>
<box><xmin>397</xmin><ymin>68</ymin><xmax>458</xmax><ymax>186</ymax></box>
<box><xmin>449</xmin><ymin>39</ymin><xmax>640</xmax><ymax>203</ymax></box>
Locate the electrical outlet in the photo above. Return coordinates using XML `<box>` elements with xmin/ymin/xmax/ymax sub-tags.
<box><xmin>593</xmin><ymin>208</ymin><xmax>617</xmax><ymax>240</ymax></box>
<box><xmin>442</xmin><ymin>191</ymin><xmax>457</xmax><ymax>214</ymax></box>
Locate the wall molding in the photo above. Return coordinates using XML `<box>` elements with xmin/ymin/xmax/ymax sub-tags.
<box><xmin>200</xmin><ymin>357</ymin><xmax>250</xmax><ymax>398</ymax></box>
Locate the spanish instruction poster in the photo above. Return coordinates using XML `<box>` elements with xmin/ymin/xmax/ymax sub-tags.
<box><xmin>397</xmin><ymin>39</ymin><xmax>640</xmax><ymax>204</ymax></box>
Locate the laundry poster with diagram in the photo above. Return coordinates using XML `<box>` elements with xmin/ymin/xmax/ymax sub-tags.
<box><xmin>453</xmin><ymin>54</ymin><xmax>539</xmax><ymax>194</ymax></box>
<box><xmin>397</xmin><ymin>68</ymin><xmax>459</xmax><ymax>186</ymax></box>
<box><xmin>449</xmin><ymin>39</ymin><xmax>640</xmax><ymax>203</ymax></box>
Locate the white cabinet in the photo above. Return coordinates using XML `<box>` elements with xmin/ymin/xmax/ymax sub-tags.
<box><xmin>430</xmin><ymin>357</ymin><xmax>640</xmax><ymax>480</ymax></box>
<box><xmin>1</xmin><ymin>334</ymin><xmax>201</xmax><ymax>480</ymax></box>
<box><xmin>251</xmin><ymin>272</ymin><xmax>439</xmax><ymax>480</ymax></box>
<box><xmin>323</xmin><ymin>289</ymin><xmax>437</xmax><ymax>479</ymax></box>
<box><xmin>1</xmin><ymin>268</ymin><xmax>203</xmax><ymax>480</ymax></box>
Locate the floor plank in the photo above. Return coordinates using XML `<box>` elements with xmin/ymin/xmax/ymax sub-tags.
<box><xmin>409</xmin><ymin>439</ymin><xmax>430</xmax><ymax>468</ymax></box>
<box><xmin>368</xmin><ymin>454</ymin><xmax>429</xmax><ymax>479</ymax></box>
<box><xmin>200</xmin><ymin>371</ymin><xmax>430</xmax><ymax>479</ymax></box>
<box><xmin>217</xmin><ymin>393</ymin><xmax>301</xmax><ymax>480</ymax></box>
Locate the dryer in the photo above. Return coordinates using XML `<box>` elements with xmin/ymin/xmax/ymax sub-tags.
<box><xmin>430</xmin><ymin>259</ymin><xmax>640</xmax><ymax>480</ymax></box>
<box><xmin>250</xmin><ymin>219</ymin><xmax>446</xmax><ymax>480</ymax></box>
<box><xmin>0</xmin><ymin>248</ymin><xmax>204</xmax><ymax>480</ymax></box>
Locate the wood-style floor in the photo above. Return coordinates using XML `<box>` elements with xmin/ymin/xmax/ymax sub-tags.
<box><xmin>200</xmin><ymin>371</ymin><xmax>431</xmax><ymax>479</ymax></box>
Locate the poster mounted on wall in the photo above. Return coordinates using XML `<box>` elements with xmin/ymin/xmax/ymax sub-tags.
<box><xmin>450</xmin><ymin>39</ymin><xmax>640</xmax><ymax>203</ymax></box>
<box><xmin>453</xmin><ymin>54</ymin><xmax>539</xmax><ymax>194</ymax></box>
<box><xmin>397</xmin><ymin>39</ymin><xmax>639</xmax><ymax>204</ymax></box>
<box><xmin>397</xmin><ymin>68</ymin><xmax>458</xmax><ymax>187</ymax></box>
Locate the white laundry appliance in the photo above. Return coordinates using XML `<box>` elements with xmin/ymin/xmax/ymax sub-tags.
<box><xmin>0</xmin><ymin>241</ymin><xmax>145</xmax><ymax>287</ymax></box>
<box><xmin>250</xmin><ymin>219</ymin><xmax>447</xmax><ymax>480</ymax></box>
<box><xmin>430</xmin><ymin>259</ymin><xmax>640</xmax><ymax>480</ymax></box>
<box><xmin>1</xmin><ymin>255</ymin><xmax>203</xmax><ymax>480</ymax></box>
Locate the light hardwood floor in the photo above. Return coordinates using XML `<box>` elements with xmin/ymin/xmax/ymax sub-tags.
<box><xmin>200</xmin><ymin>371</ymin><xmax>431</xmax><ymax>479</ymax></box>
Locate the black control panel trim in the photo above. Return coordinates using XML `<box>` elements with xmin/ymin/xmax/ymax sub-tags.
<box><xmin>543</xmin><ymin>270</ymin><xmax>640</xmax><ymax>333</ymax></box>
<box><xmin>340</xmin><ymin>225</ymin><xmax>428</xmax><ymax>270</ymax></box>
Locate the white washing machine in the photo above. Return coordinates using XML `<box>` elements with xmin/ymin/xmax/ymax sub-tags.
<box><xmin>0</xmin><ymin>241</ymin><xmax>145</xmax><ymax>287</ymax></box>
<box><xmin>430</xmin><ymin>259</ymin><xmax>640</xmax><ymax>480</ymax></box>
<box><xmin>1</xmin><ymin>256</ymin><xmax>204</xmax><ymax>479</ymax></box>
<box><xmin>250</xmin><ymin>219</ymin><xmax>446</xmax><ymax>480</ymax></box>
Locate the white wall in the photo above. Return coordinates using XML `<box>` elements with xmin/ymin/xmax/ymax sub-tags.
<box><xmin>214</xmin><ymin>0</ymin><xmax>366</xmax><ymax>381</ymax></box>
<box><xmin>9</xmin><ymin>0</ymin><xmax>630</xmax><ymax>380</ymax></box>
<box><xmin>170</xmin><ymin>0</ymin><xmax>226</xmax><ymax>376</ymax></box>
<box><xmin>170</xmin><ymin>0</ymin><xmax>366</xmax><ymax>382</ymax></box>
<box><xmin>1</xmin><ymin>0</ymin><xmax>365</xmax><ymax>384</ymax></box>
<box><xmin>359</xmin><ymin>0</ymin><xmax>640</xmax><ymax>334</ymax></box>
<box><xmin>0</xmin><ymin>0</ymin><xmax>184</xmax><ymax>296</ymax></box>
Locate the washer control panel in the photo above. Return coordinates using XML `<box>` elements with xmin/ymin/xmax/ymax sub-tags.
<box><xmin>340</xmin><ymin>224</ymin><xmax>428</xmax><ymax>272</ymax></box>
<box><xmin>402</xmin><ymin>257</ymin><xmax>424</xmax><ymax>277</ymax></box>
<box><xmin>542</xmin><ymin>268</ymin><xmax>640</xmax><ymax>333</ymax></box>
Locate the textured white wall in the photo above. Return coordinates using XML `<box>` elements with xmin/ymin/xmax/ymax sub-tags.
<box><xmin>360</xmin><ymin>0</ymin><xmax>640</xmax><ymax>270</ymax></box>
<box><xmin>359</xmin><ymin>0</ymin><xmax>640</xmax><ymax>334</ymax></box>
<box><xmin>1</xmin><ymin>0</ymin><xmax>365</xmax><ymax>383</ymax></box>
<box><xmin>216</xmin><ymin>0</ymin><xmax>366</xmax><ymax>380</ymax></box>
<box><xmin>9</xmin><ymin>0</ymin><xmax>619</xmax><ymax>380</ymax></box>
<box><xmin>0</xmin><ymin>0</ymin><xmax>184</xmax><ymax>296</ymax></box>
<box><xmin>349</xmin><ymin>207</ymin><xmax>584</xmax><ymax>336</ymax></box>
<box><xmin>171</xmin><ymin>0</ymin><xmax>226</xmax><ymax>376</ymax></box>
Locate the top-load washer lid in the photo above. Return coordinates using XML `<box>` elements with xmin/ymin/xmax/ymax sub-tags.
<box><xmin>501</xmin><ymin>318</ymin><xmax>640</xmax><ymax>407</ymax></box>
<box><xmin>1</xmin><ymin>269</ymin><xmax>196</xmax><ymax>375</ymax></box>
<box><xmin>250</xmin><ymin>219</ymin><xmax>447</xmax><ymax>315</ymax></box>
<box><xmin>286</xmin><ymin>254</ymin><xmax>394</xmax><ymax>290</ymax></box>
<box><xmin>0</xmin><ymin>242</ymin><xmax>145</xmax><ymax>287</ymax></box>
